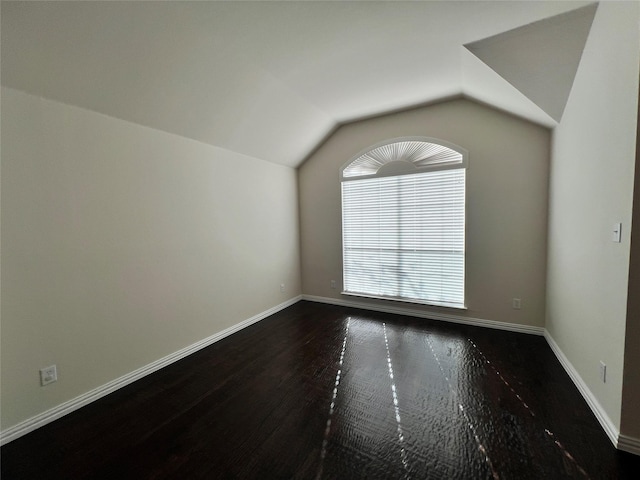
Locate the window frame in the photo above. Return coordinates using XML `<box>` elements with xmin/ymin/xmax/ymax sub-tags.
<box><xmin>340</xmin><ymin>137</ymin><xmax>469</xmax><ymax>309</ymax></box>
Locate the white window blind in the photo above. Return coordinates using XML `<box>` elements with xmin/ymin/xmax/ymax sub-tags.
<box><xmin>342</xmin><ymin>168</ymin><xmax>465</xmax><ymax>308</ymax></box>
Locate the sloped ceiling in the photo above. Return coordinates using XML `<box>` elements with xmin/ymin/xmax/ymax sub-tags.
<box><xmin>465</xmin><ymin>3</ymin><xmax>597</xmax><ymax>121</ymax></box>
<box><xmin>1</xmin><ymin>1</ymin><xmax>596</xmax><ymax>168</ymax></box>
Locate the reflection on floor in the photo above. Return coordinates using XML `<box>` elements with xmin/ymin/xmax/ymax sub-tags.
<box><xmin>2</xmin><ymin>301</ymin><xmax>639</xmax><ymax>479</ymax></box>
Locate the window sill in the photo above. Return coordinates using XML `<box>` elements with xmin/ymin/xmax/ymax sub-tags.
<box><xmin>341</xmin><ymin>291</ymin><xmax>467</xmax><ymax>310</ymax></box>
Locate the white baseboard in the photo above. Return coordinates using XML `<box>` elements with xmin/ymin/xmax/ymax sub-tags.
<box><xmin>5</xmin><ymin>295</ymin><xmax>638</xmax><ymax>457</ymax></box>
<box><xmin>305</xmin><ymin>294</ymin><xmax>640</xmax><ymax>456</ymax></box>
<box><xmin>0</xmin><ymin>296</ymin><xmax>302</xmax><ymax>446</ymax></box>
<box><xmin>618</xmin><ymin>434</ymin><xmax>640</xmax><ymax>455</ymax></box>
<box><xmin>545</xmin><ymin>331</ymin><xmax>640</xmax><ymax>455</ymax></box>
<box><xmin>543</xmin><ymin>331</ymin><xmax>621</xmax><ymax>448</ymax></box>
<box><xmin>302</xmin><ymin>294</ymin><xmax>545</xmax><ymax>336</ymax></box>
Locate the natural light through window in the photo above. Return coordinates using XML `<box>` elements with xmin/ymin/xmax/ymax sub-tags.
<box><xmin>341</xmin><ymin>138</ymin><xmax>467</xmax><ymax>308</ymax></box>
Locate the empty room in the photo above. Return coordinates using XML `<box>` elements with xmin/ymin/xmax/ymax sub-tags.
<box><xmin>1</xmin><ymin>1</ymin><xmax>639</xmax><ymax>478</ymax></box>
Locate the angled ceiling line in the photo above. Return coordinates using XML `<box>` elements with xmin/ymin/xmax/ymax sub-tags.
<box><xmin>464</xmin><ymin>3</ymin><xmax>598</xmax><ymax>122</ymax></box>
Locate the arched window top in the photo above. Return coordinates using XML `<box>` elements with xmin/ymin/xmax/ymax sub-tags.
<box><xmin>342</xmin><ymin>137</ymin><xmax>467</xmax><ymax>180</ymax></box>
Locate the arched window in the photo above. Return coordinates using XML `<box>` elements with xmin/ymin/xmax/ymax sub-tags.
<box><xmin>341</xmin><ymin>137</ymin><xmax>467</xmax><ymax>308</ymax></box>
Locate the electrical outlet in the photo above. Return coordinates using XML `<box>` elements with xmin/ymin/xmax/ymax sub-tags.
<box><xmin>599</xmin><ymin>361</ymin><xmax>607</xmax><ymax>383</ymax></box>
<box><xmin>280</xmin><ymin>283</ymin><xmax>285</xmax><ymax>292</ymax></box>
<box><xmin>512</xmin><ymin>298</ymin><xmax>521</xmax><ymax>310</ymax></box>
<box><xmin>40</xmin><ymin>365</ymin><xmax>57</xmax><ymax>386</ymax></box>
<box><xmin>330</xmin><ymin>280</ymin><xmax>337</xmax><ymax>290</ymax></box>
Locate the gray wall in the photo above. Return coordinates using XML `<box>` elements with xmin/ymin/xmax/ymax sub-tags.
<box><xmin>1</xmin><ymin>87</ymin><xmax>301</xmax><ymax>430</ymax></box>
<box><xmin>622</xmin><ymin>96</ymin><xmax>640</xmax><ymax>440</ymax></box>
<box><xmin>299</xmin><ymin>98</ymin><xmax>550</xmax><ymax>328</ymax></box>
<box><xmin>546</xmin><ymin>1</ymin><xmax>640</xmax><ymax>433</ymax></box>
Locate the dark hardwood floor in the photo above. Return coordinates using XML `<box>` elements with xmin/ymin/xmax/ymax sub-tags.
<box><xmin>2</xmin><ymin>301</ymin><xmax>639</xmax><ymax>479</ymax></box>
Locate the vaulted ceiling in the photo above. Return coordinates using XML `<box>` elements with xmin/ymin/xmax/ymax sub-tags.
<box><xmin>1</xmin><ymin>1</ymin><xmax>596</xmax><ymax>168</ymax></box>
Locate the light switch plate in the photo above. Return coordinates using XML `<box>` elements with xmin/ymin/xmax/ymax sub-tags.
<box><xmin>613</xmin><ymin>223</ymin><xmax>622</xmax><ymax>243</ymax></box>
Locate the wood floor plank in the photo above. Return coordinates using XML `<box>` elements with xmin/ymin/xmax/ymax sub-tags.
<box><xmin>2</xmin><ymin>301</ymin><xmax>639</xmax><ymax>479</ymax></box>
